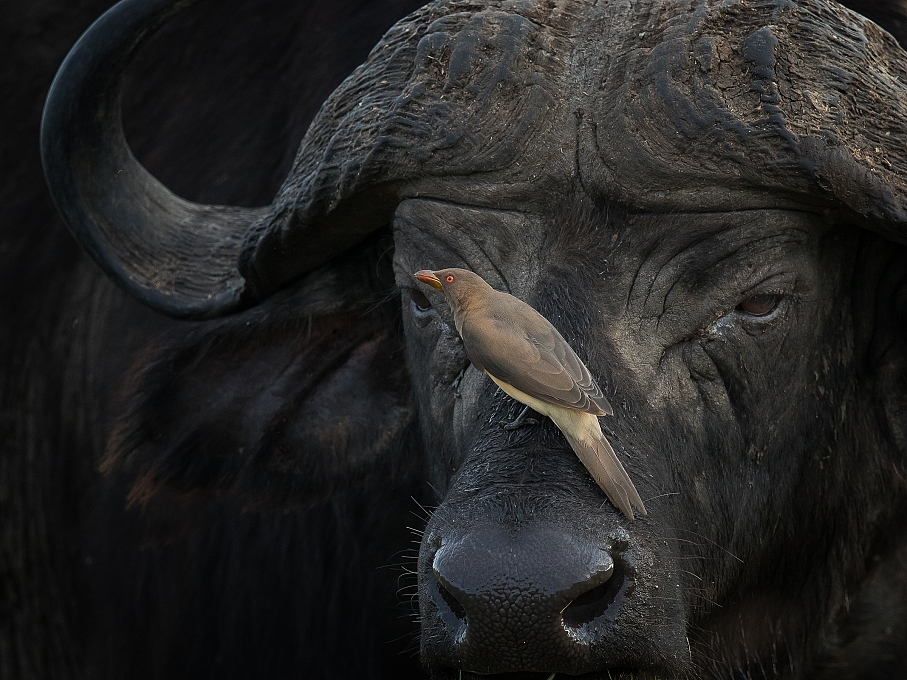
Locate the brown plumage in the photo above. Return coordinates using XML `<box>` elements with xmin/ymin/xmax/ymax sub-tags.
<box><xmin>414</xmin><ymin>268</ymin><xmax>646</xmax><ymax>519</ymax></box>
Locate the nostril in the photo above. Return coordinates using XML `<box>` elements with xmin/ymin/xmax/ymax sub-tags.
<box><xmin>434</xmin><ymin>572</ymin><xmax>467</xmax><ymax>622</ymax></box>
<box><xmin>562</xmin><ymin>564</ymin><xmax>622</xmax><ymax>627</ymax></box>
<box><xmin>430</xmin><ymin>525</ymin><xmax>623</xmax><ymax>661</ymax></box>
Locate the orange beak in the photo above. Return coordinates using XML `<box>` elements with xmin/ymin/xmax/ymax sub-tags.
<box><xmin>414</xmin><ymin>270</ymin><xmax>443</xmax><ymax>290</ymax></box>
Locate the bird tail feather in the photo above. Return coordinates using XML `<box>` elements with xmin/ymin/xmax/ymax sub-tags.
<box><xmin>563</xmin><ymin>426</ymin><xmax>647</xmax><ymax>520</ymax></box>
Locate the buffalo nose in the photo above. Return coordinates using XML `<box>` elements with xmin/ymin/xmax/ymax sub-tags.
<box><xmin>429</xmin><ymin>523</ymin><xmax>620</xmax><ymax>673</ymax></box>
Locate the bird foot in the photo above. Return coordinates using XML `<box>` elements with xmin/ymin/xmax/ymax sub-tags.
<box><xmin>502</xmin><ymin>405</ymin><xmax>539</xmax><ymax>431</ymax></box>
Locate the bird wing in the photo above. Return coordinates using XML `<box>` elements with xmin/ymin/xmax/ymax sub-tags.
<box><xmin>462</xmin><ymin>293</ymin><xmax>613</xmax><ymax>416</ymax></box>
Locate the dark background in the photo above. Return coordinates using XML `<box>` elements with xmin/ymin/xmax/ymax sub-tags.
<box><xmin>1</xmin><ymin>1</ymin><xmax>427</xmax><ymax>678</ymax></box>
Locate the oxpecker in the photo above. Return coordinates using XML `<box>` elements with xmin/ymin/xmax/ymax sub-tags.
<box><xmin>414</xmin><ymin>268</ymin><xmax>646</xmax><ymax>519</ymax></box>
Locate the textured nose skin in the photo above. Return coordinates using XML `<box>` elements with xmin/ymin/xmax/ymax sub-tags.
<box><xmin>431</xmin><ymin>523</ymin><xmax>616</xmax><ymax>673</ymax></box>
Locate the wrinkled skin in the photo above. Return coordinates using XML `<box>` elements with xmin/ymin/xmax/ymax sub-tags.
<box><xmin>6</xmin><ymin>0</ymin><xmax>907</xmax><ymax>679</ymax></box>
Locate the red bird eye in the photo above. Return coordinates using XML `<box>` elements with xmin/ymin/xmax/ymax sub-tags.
<box><xmin>446</xmin><ymin>275</ymin><xmax>454</xmax><ymax>283</ymax></box>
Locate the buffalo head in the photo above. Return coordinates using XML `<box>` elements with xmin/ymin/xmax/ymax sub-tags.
<box><xmin>42</xmin><ymin>0</ymin><xmax>907</xmax><ymax>676</ymax></box>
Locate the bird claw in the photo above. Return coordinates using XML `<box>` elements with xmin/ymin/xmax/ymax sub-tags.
<box><xmin>502</xmin><ymin>405</ymin><xmax>539</xmax><ymax>431</ymax></box>
<box><xmin>503</xmin><ymin>417</ymin><xmax>539</xmax><ymax>431</ymax></box>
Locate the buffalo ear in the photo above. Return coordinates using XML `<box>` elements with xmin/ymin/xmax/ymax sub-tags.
<box><xmin>104</xmin><ymin>235</ymin><xmax>416</xmax><ymax>506</ymax></box>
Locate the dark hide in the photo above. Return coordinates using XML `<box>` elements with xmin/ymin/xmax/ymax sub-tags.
<box><xmin>6</xmin><ymin>1</ymin><xmax>907</xmax><ymax>680</ymax></box>
<box><xmin>103</xmin><ymin>236</ymin><xmax>413</xmax><ymax>508</ymax></box>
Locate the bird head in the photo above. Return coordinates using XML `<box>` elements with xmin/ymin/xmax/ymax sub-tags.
<box><xmin>413</xmin><ymin>268</ymin><xmax>491</xmax><ymax>313</ymax></box>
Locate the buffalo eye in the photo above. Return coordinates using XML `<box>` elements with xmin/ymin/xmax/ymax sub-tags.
<box><xmin>737</xmin><ymin>294</ymin><xmax>780</xmax><ymax>316</ymax></box>
<box><xmin>409</xmin><ymin>288</ymin><xmax>433</xmax><ymax>311</ymax></box>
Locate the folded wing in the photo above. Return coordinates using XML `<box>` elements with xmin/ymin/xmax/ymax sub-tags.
<box><xmin>462</xmin><ymin>292</ymin><xmax>613</xmax><ymax>416</ymax></box>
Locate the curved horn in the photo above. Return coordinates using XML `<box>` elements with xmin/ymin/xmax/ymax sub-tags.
<box><xmin>41</xmin><ymin>0</ymin><xmax>267</xmax><ymax>318</ymax></box>
<box><xmin>43</xmin><ymin>0</ymin><xmax>578</xmax><ymax>313</ymax></box>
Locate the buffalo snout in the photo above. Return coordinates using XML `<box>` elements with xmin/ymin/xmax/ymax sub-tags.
<box><xmin>421</xmin><ymin>521</ymin><xmax>650</xmax><ymax>675</ymax></box>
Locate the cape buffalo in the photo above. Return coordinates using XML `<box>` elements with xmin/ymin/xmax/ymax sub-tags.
<box><xmin>6</xmin><ymin>0</ymin><xmax>907</xmax><ymax>677</ymax></box>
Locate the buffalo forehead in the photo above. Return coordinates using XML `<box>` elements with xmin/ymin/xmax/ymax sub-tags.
<box><xmin>386</xmin><ymin>0</ymin><xmax>907</xmax><ymax>219</ymax></box>
<box><xmin>394</xmin><ymin>197</ymin><xmax>827</xmax><ymax>260</ymax></box>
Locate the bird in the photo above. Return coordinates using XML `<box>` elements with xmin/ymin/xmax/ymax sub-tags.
<box><xmin>413</xmin><ymin>267</ymin><xmax>646</xmax><ymax>519</ymax></box>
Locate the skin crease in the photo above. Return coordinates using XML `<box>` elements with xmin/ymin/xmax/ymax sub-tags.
<box><xmin>392</xmin><ymin>197</ymin><xmax>907</xmax><ymax>677</ymax></box>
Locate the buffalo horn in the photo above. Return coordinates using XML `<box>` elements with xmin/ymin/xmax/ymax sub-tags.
<box><xmin>41</xmin><ymin>0</ymin><xmax>269</xmax><ymax>318</ymax></box>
